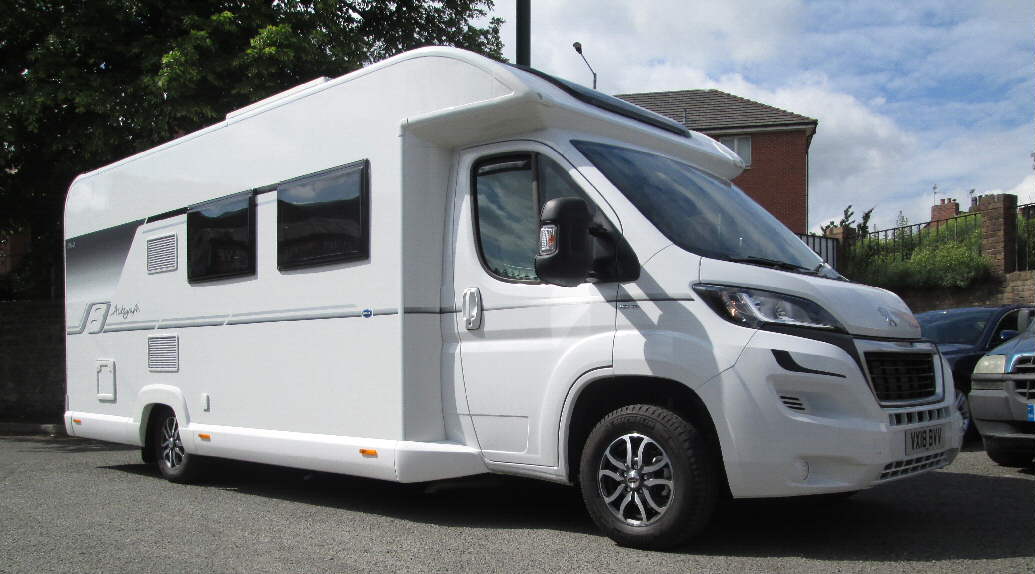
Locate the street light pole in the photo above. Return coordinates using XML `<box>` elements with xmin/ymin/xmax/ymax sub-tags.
<box><xmin>572</xmin><ymin>42</ymin><xmax>597</xmax><ymax>90</ymax></box>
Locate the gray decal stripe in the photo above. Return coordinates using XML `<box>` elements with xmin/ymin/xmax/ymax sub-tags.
<box><xmin>403</xmin><ymin>306</ymin><xmax>459</xmax><ymax>314</ymax></box>
<box><xmin>104</xmin><ymin>320</ymin><xmax>160</xmax><ymax>333</ymax></box>
<box><xmin>96</xmin><ymin>307</ymin><xmax>399</xmax><ymax>333</ymax></box>
<box><xmin>481</xmin><ymin>296</ymin><xmax>694</xmax><ymax>312</ymax></box>
<box><xmin>159</xmin><ymin>315</ymin><xmax>230</xmax><ymax>329</ymax></box>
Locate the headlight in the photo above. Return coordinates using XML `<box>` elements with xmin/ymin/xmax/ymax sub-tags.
<box><xmin>693</xmin><ymin>284</ymin><xmax>846</xmax><ymax>331</ymax></box>
<box><xmin>973</xmin><ymin>355</ymin><xmax>1007</xmax><ymax>375</ymax></box>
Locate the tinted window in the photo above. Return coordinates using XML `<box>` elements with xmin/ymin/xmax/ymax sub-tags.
<box><xmin>187</xmin><ymin>193</ymin><xmax>254</xmax><ymax>282</ymax></box>
<box><xmin>573</xmin><ymin>140</ymin><xmax>838</xmax><ymax>279</ymax></box>
<box><xmin>473</xmin><ymin>154</ymin><xmax>596</xmax><ymax>282</ymax></box>
<box><xmin>474</xmin><ymin>156</ymin><xmax>538</xmax><ymax>281</ymax></box>
<box><xmin>916</xmin><ymin>308</ymin><xmax>996</xmax><ymax>345</ymax></box>
<box><xmin>278</xmin><ymin>161</ymin><xmax>369</xmax><ymax>269</ymax></box>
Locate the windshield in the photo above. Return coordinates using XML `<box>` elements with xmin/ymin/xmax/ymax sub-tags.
<box><xmin>916</xmin><ymin>308</ymin><xmax>997</xmax><ymax>345</ymax></box>
<box><xmin>573</xmin><ymin>141</ymin><xmax>840</xmax><ymax>279</ymax></box>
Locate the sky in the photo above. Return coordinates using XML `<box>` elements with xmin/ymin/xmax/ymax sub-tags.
<box><xmin>484</xmin><ymin>0</ymin><xmax>1034</xmax><ymax>232</ymax></box>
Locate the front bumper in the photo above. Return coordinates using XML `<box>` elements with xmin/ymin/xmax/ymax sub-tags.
<box><xmin>970</xmin><ymin>373</ymin><xmax>1035</xmax><ymax>451</ymax></box>
<box><xmin>700</xmin><ymin>329</ymin><xmax>961</xmax><ymax>498</ymax></box>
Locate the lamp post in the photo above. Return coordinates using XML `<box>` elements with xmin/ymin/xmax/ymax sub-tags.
<box><xmin>572</xmin><ymin>42</ymin><xmax>597</xmax><ymax>90</ymax></box>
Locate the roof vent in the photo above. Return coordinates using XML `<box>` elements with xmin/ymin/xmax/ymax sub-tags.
<box><xmin>226</xmin><ymin>77</ymin><xmax>331</xmax><ymax>120</ymax></box>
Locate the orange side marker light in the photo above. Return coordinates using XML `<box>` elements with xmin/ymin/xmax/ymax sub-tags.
<box><xmin>72</xmin><ymin>419</ymin><xmax>82</xmax><ymax>424</ymax></box>
<box><xmin>198</xmin><ymin>433</ymin><xmax>211</xmax><ymax>441</ymax></box>
<box><xmin>359</xmin><ymin>448</ymin><xmax>378</xmax><ymax>458</ymax></box>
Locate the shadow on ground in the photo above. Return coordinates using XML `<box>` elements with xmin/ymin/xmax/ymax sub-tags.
<box><xmin>5</xmin><ymin>434</ymin><xmax>138</xmax><ymax>453</ymax></box>
<box><xmin>16</xmin><ymin>434</ymin><xmax>1035</xmax><ymax>560</ymax></box>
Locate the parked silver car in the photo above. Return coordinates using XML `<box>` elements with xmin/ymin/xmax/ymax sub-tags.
<box><xmin>970</xmin><ymin>320</ymin><xmax>1035</xmax><ymax>467</ymax></box>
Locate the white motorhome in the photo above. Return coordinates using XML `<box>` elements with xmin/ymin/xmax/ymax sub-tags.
<box><xmin>64</xmin><ymin>47</ymin><xmax>961</xmax><ymax>548</ymax></box>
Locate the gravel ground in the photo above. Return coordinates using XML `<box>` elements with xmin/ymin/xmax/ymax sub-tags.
<box><xmin>0</xmin><ymin>435</ymin><xmax>1031</xmax><ymax>574</ymax></box>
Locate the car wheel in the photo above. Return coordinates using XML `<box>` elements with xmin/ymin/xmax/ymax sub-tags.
<box><xmin>151</xmin><ymin>408</ymin><xmax>205</xmax><ymax>483</ymax></box>
<box><xmin>955</xmin><ymin>389</ymin><xmax>978</xmax><ymax>442</ymax></box>
<box><xmin>579</xmin><ymin>404</ymin><xmax>719</xmax><ymax>549</ymax></box>
<box><xmin>984</xmin><ymin>439</ymin><xmax>1034</xmax><ymax>468</ymax></box>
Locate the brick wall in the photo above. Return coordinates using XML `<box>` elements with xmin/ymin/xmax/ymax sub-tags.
<box><xmin>0</xmin><ymin>301</ymin><xmax>65</xmax><ymax>421</ymax></box>
<box><xmin>898</xmin><ymin>270</ymin><xmax>1034</xmax><ymax>313</ymax></box>
<box><xmin>725</xmin><ymin>130</ymin><xmax>810</xmax><ymax>234</ymax></box>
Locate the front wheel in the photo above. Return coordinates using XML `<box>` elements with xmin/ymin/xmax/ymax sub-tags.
<box><xmin>984</xmin><ymin>439</ymin><xmax>1034</xmax><ymax>468</ymax></box>
<box><xmin>151</xmin><ymin>408</ymin><xmax>206</xmax><ymax>483</ymax></box>
<box><xmin>579</xmin><ymin>404</ymin><xmax>719</xmax><ymax>549</ymax></box>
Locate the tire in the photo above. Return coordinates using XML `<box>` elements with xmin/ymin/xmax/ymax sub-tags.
<box><xmin>150</xmin><ymin>408</ymin><xmax>206</xmax><ymax>483</ymax></box>
<box><xmin>955</xmin><ymin>389</ymin><xmax>978</xmax><ymax>443</ymax></box>
<box><xmin>984</xmin><ymin>440</ymin><xmax>1034</xmax><ymax>468</ymax></box>
<box><xmin>579</xmin><ymin>404</ymin><xmax>719</xmax><ymax>549</ymax></box>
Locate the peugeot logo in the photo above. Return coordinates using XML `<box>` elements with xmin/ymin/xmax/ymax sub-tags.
<box><xmin>878</xmin><ymin>307</ymin><xmax>898</xmax><ymax>327</ymax></box>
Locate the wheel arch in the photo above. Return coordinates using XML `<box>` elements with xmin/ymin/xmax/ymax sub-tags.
<box><xmin>133</xmin><ymin>385</ymin><xmax>190</xmax><ymax>446</ymax></box>
<box><xmin>561</xmin><ymin>374</ymin><xmax>726</xmax><ymax>490</ymax></box>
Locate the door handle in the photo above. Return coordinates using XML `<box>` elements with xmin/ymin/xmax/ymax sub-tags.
<box><xmin>462</xmin><ymin>287</ymin><xmax>482</xmax><ymax>330</ymax></box>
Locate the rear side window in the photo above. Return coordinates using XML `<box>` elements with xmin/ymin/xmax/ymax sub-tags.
<box><xmin>187</xmin><ymin>192</ymin><xmax>255</xmax><ymax>282</ymax></box>
<box><xmin>277</xmin><ymin>160</ymin><xmax>370</xmax><ymax>269</ymax></box>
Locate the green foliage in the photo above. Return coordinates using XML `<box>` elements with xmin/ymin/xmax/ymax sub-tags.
<box><xmin>1018</xmin><ymin>213</ymin><xmax>1035</xmax><ymax>271</ymax></box>
<box><xmin>841</xmin><ymin>213</ymin><xmax>993</xmax><ymax>290</ymax></box>
<box><xmin>0</xmin><ymin>0</ymin><xmax>503</xmax><ymax>298</ymax></box>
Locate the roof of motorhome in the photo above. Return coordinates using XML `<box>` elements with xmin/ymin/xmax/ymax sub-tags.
<box><xmin>71</xmin><ymin>47</ymin><xmax>736</xmax><ymax>184</ymax></box>
<box><xmin>66</xmin><ymin>47</ymin><xmax>743</xmax><ymax>238</ymax></box>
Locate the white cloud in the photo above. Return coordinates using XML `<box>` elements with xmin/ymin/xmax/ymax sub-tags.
<box><xmin>486</xmin><ymin>0</ymin><xmax>1034</xmax><ymax>231</ymax></box>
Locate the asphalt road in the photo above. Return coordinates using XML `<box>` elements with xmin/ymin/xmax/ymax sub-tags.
<box><xmin>0</xmin><ymin>435</ymin><xmax>1032</xmax><ymax>574</ymax></box>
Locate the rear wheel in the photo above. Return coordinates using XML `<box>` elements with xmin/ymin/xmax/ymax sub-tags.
<box><xmin>150</xmin><ymin>408</ymin><xmax>206</xmax><ymax>483</ymax></box>
<box><xmin>579</xmin><ymin>404</ymin><xmax>719</xmax><ymax>549</ymax></box>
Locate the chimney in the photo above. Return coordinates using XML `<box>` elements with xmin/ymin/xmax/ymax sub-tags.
<box><xmin>931</xmin><ymin>197</ymin><xmax>960</xmax><ymax>222</ymax></box>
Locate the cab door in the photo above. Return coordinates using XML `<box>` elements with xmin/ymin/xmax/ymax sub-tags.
<box><xmin>450</xmin><ymin>141</ymin><xmax>619</xmax><ymax>467</ymax></box>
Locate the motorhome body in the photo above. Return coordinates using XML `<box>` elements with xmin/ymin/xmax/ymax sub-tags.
<box><xmin>64</xmin><ymin>47</ymin><xmax>961</xmax><ymax>548</ymax></box>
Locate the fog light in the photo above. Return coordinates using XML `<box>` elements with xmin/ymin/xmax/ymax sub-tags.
<box><xmin>795</xmin><ymin>459</ymin><xmax>810</xmax><ymax>481</ymax></box>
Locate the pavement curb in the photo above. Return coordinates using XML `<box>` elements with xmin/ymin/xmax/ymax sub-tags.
<box><xmin>0</xmin><ymin>422</ymin><xmax>67</xmax><ymax>436</ymax></box>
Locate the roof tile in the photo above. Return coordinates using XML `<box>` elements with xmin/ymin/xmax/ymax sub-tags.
<box><xmin>616</xmin><ymin>89</ymin><xmax>817</xmax><ymax>132</ymax></box>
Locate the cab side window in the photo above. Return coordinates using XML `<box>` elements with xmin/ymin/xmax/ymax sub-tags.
<box><xmin>472</xmin><ymin>154</ymin><xmax>596</xmax><ymax>282</ymax></box>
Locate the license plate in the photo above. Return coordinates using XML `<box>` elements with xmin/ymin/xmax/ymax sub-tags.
<box><xmin>1027</xmin><ymin>404</ymin><xmax>1034</xmax><ymax>422</ymax></box>
<box><xmin>905</xmin><ymin>424</ymin><xmax>945</xmax><ymax>456</ymax></box>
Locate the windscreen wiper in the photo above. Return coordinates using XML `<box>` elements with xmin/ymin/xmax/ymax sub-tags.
<box><xmin>726</xmin><ymin>256</ymin><xmax>810</xmax><ymax>273</ymax></box>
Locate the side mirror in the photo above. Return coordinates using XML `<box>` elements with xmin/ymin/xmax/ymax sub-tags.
<box><xmin>997</xmin><ymin>329</ymin><xmax>1018</xmax><ymax>343</ymax></box>
<box><xmin>535</xmin><ymin>197</ymin><xmax>592</xmax><ymax>287</ymax></box>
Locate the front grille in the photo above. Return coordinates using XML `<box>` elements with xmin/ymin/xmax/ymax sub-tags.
<box><xmin>1015</xmin><ymin>379</ymin><xmax>1035</xmax><ymax>401</ymax></box>
<box><xmin>1013</xmin><ymin>355</ymin><xmax>1034</xmax><ymax>374</ymax></box>
<box><xmin>865</xmin><ymin>352</ymin><xmax>937</xmax><ymax>403</ymax></box>
<box><xmin>879</xmin><ymin>452</ymin><xmax>949</xmax><ymax>481</ymax></box>
<box><xmin>888</xmin><ymin>406</ymin><xmax>951</xmax><ymax>427</ymax></box>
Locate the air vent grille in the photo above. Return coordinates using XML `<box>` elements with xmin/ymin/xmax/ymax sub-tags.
<box><xmin>779</xmin><ymin>395</ymin><xmax>807</xmax><ymax>412</ymax></box>
<box><xmin>888</xmin><ymin>406</ymin><xmax>951</xmax><ymax>427</ymax></box>
<box><xmin>147</xmin><ymin>335</ymin><xmax>179</xmax><ymax>372</ymax></box>
<box><xmin>1015</xmin><ymin>379</ymin><xmax>1035</xmax><ymax>401</ymax></box>
<box><xmin>879</xmin><ymin>452</ymin><xmax>949</xmax><ymax>481</ymax></box>
<box><xmin>147</xmin><ymin>234</ymin><xmax>177</xmax><ymax>274</ymax></box>
<box><xmin>1013</xmin><ymin>355</ymin><xmax>1034</xmax><ymax>374</ymax></box>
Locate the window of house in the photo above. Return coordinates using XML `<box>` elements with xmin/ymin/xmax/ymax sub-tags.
<box><xmin>719</xmin><ymin>135</ymin><xmax>752</xmax><ymax>167</ymax></box>
<box><xmin>187</xmin><ymin>192</ymin><xmax>255</xmax><ymax>282</ymax></box>
<box><xmin>277</xmin><ymin>160</ymin><xmax>369</xmax><ymax>270</ymax></box>
<box><xmin>472</xmin><ymin>154</ymin><xmax>596</xmax><ymax>282</ymax></box>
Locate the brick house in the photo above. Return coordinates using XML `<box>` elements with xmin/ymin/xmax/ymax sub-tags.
<box><xmin>617</xmin><ymin>90</ymin><xmax>817</xmax><ymax>234</ymax></box>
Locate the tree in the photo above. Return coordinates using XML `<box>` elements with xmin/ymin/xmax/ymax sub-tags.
<box><xmin>821</xmin><ymin>204</ymin><xmax>873</xmax><ymax>238</ymax></box>
<box><xmin>0</xmin><ymin>0</ymin><xmax>503</xmax><ymax>298</ymax></box>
